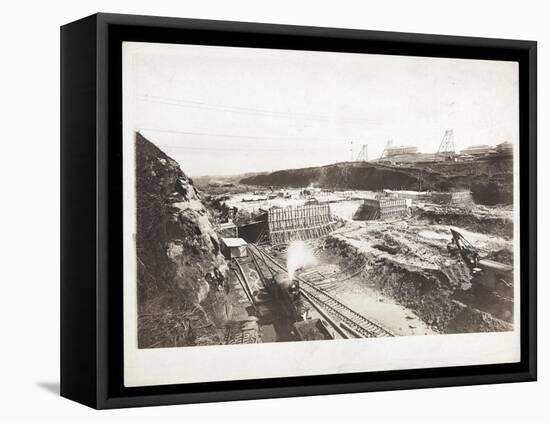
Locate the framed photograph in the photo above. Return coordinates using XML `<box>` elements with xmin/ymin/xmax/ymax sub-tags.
<box><xmin>61</xmin><ymin>13</ymin><xmax>537</xmax><ymax>409</ymax></box>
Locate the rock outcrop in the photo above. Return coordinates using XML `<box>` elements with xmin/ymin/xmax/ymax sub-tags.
<box><xmin>135</xmin><ymin>132</ymin><xmax>228</xmax><ymax>348</ymax></box>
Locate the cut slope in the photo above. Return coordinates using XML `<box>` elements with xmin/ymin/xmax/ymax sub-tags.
<box><xmin>240</xmin><ymin>158</ymin><xmax>513</xmax><ymax>205</ymax></box>
<box><xmin>135</xmin><ymin>132</ymin><xmax>229</xmax><ymax>348</ymax></box>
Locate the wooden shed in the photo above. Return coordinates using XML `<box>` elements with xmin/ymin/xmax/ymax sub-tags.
<box><xmin>221</xmin><ymin>237</ymin><xmax>248</xmax><ymax>259</ymax></box>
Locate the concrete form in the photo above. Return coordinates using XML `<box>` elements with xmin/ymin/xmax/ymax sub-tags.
<box><xmin>385</xmin><ymin>190</ymin><xmax>473</xmax><ymax>208</ymax></box>
<box><xmin>496</xmin><ymin>142</ymin><xmax>513</xmax><ymax>155</ymax></box>
<box><xmin>385</xmin><ymin>145</ymin><xmax>418</xmax><ymax>157</ymax></box>
<box><xmin>460</xmin><ymin>145</ymin><xmax>492</xmax><ymax>156</ymax></box>
<box><xmin>267</xmin><ymin>204</ymin><xmax>336</xmax><ymax>245</ymax></box>
<box><xmin>431</xmin><ymin>191</ymin><xmax>473</xmax><ymax>207</ymax></box>
<box><xmin>381</xmin><ymin>152</ymin><xmax>446</xmax><ymax>163</ymax></box>
<box><xmin>353</xmin><ymin>198</ymin><xmax>409</xmax><ymax>221</ymax></box>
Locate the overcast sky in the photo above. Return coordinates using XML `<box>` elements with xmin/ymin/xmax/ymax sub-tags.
<box><xmin>124</xmin><ymin>42</ymin><xmax>518</xmax><ymax>177</ymax></box>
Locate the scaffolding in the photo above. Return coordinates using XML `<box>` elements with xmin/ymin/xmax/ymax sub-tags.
<box><xmin>437</xmin><ymin>129</ymin><xmax>455</xmax><ymax>157</ymax></box>
<box><xmin>267</xmin><ymin>204</ymin><xmax>337</xmax><ymax>245</ymax></box>
<box><xmin>356</xmin><ymin>144</ymin><xmax>369</xmax><ymax>162</ymax></box>
<box><xmin>353</xmin><ymin>198</ymin><xmax>409</xmax><ymax>220</ymax></box>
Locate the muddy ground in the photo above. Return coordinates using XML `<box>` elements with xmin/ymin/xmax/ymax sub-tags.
<box><xmin>268</xmin><ymin>243</ymin><xmax>435</xmax><ymax>337</ymax></box>
<box><xmin>319</xmin><ymin>206</ymin><xmax>514</xmax><ymax>334</ymax></box>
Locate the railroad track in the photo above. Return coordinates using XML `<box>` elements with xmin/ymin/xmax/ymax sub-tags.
<box><xmin>248</xmin><ymin>244</ymin><xmax>394</xmax><ymax>338</ymax></box>
<box><xmin>225</xmin><ymin>326</ymin><xmax>259</xmax><ymax>344</ymax></box>
<box><xmin>299</xmin><ymin>270</ymin><xmax>338</xmax><ymax>292</ymax></box>
<box><xmin>299</xmin><ymin>282</ymin><xmax>394</xmax><ymax>338</ymax></box>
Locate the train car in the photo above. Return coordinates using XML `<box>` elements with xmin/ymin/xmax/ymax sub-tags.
<box><xmin>292</xmin><ymin>319</ymin><xmax>334</xmax><ymax>341</ymax></box>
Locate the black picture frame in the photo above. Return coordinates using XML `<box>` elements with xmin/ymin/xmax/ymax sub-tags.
<box><xmin>60</xmin><ymin>13</ymin><xmax>537</xmax><ymax>409</ymax></box>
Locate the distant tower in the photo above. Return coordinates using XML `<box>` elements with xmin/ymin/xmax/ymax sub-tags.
<box><xmin>438</xmin><ymin>129</ymin><xmax>455</xmax><ymax>156</ymax></box>
<box><xmin>380</xmin><ymin>139</ymin><xmax>393</xmax><ymax>159</ymax></box>
<box><xmin>356</xmin><ymin>144</ymin><xmax>369</xmax><ymax>161</ymax></box>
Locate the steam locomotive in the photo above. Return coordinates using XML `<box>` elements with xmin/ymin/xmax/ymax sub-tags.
<box><xmin>265</xmin><ymin>271</ymin><xmax>335</xmax><ymax>341</ymax></box>
<box><xmin>268</xmin><ymin>271</ymin><xmax>302</xmax><ymax>322</ymax></box>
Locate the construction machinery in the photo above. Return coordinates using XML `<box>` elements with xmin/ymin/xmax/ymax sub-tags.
<box><xmin>447</xmin><ymin>229</ymin><xmax>513</xmax><ymax>293</ymax></box>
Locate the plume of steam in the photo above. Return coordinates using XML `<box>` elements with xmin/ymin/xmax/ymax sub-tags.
<box><xmin>286</xmin><ymin>241</ymin><xmax>317</xmax><ymax>281</ymax></box>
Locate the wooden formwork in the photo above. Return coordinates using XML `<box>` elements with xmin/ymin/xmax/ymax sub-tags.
<box><xmin>392</xmin><ymin>190</ymin><xmax>473</xmax><ymax>207</ymax></box>
<box><xmin>354</xmin><ymin>198</ymin><xmax>408</xmax><ymax>221</ymax></box>
<box><xmin>379</xmin><ymin>198</ymin><xmax>408</xmax><ymax>219</ymax></box>
<box><xmin>267</xmin><ymin>204</ymin><xmax>337</xmax><ymax>245</ymax></box>
<box><xmin>431</xmin><ymin>191</ymin><xmax>473</xmax><ymax>207</ymax></box>
<box><xmin>449</xmin><ymin>191</ymin><xmax>473</xmax><ymax>206</ymax></box>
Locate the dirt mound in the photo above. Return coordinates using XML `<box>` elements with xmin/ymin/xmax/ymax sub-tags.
<box><xmin>485</xmin><ymin>248</ymin><xmax>514</xmax><ymax>265</ymax></box>
<box><xmin>414</xmin><ymin>205</ymin><xmax>514</xmax><ymax>239</ymax></box>
<box><xmin>240</xmin><ymin>158</ymin><xmax>513</xmax><ymax>205</ymax></box>
<box><xmin>324</xmin><ymin>232</ymin><xmax>513</xmax><ymax>334</ymax></box>
<box><xmin>135</xmin><ymin>133</ymin><xmax>229</xmax><ymax>348</ymax></box>
<box><xmin>446</xmin><ymin>301</ymin><xmax>512</xmax><ymax>333</ymax></box>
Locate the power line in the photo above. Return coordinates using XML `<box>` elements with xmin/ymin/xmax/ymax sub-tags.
<box><xmin>157</xmin><ymin>145</ymin><xmax>343</xmax><ymax>153</ymax></box>
<box><xmin>139</xmin><ymin>127</ymin><xmax>343</xmax><ymax>144</ymax></box>
<box><xmin>140</xmin><ymin>95</ymin><xmax>316</xmax><ymax>118</ymax></box>
<box><xmin>137</xmin><ymin>95</ymin><xmax>379</xmax><ymax>126</ymax></box>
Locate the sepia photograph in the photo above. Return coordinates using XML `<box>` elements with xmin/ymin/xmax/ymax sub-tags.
<box><xmin>122</xmin><ymin>41</ymin><xmax>520</xmax><ymax>386</ymax></box>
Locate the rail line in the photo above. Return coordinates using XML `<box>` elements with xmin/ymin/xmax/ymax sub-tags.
<box><xmin>248</xmin><ymin>244</ymin><xmax>395</xmax><ymax>338</ymax></box>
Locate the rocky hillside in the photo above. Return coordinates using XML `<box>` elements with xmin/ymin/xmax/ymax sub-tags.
<box><xmin>240</xmin><ymin>158</ymin><xmax>513</xmax><ymax>205</ymax></box>
<box><xmin>135</xmin><ymin>133</ymin><xmax>229</xmax><ymax>348</ymax></box>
